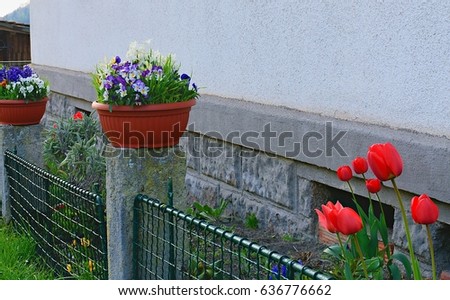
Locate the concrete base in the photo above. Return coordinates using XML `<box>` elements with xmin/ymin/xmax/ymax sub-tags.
<box><xmin>105</xmin><ymin>146</ymin><xmax>187</xmax><ymax>279</ymax></box>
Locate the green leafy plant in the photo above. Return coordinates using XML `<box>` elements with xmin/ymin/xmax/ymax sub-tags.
<box><xmin>281</xmin><ymin>234</ymin><xmax>296</xmax><ymax>242</ymax></box>
<box><xmin>187</xmin><ymin>199</ymin><xmax>229</xmax><ymax>223</ymax></box>
<box><xmin>245</xmin><ymin>213</ymin><xmax>259</xmax><ymax>229</ymax></box>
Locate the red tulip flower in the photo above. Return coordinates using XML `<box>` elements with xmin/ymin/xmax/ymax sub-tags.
<box><xmin>315</xmin><ymin>201</ymin><xmax>343</xmax><ymax>233</ymax></box>
<box><xmin>337</xmin><ymin>165</ymin><xmax>353</xmax><ymax>182</ymax></box>
<box><xmin>352</xmin><ymin>157</ymin><xmax>368</xmax><ymax>174</ymax></box>
<box><xmin>411</xmin><ymin>194</ymin><xmax>439</xmax><ymax>225</ymax></box>
<box><xmin>335</xmin><ymin>207</ymin><xmax>363</xmax><ymax>235</ymax></box>
<box><xmin>73</xmin><ymin>111</ymin><xmax>84</xmax><ymax>120</ymax></box>
<box><xmin>367</xmin><ymin>143</ymin><xmax>403</xmax><ymax>181</ymax></box>
<box><xmin>365</xmin><ymin>178</ymin><xmax>382</xmax><ymax>193</ymax></box>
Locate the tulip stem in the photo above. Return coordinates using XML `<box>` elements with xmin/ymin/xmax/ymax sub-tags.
<box><xmin>353</xmin><ymin>235</ymin><xmax>369</xmax><ymax>279</ymax></box>
<box><xmin>336</xmin><ymin>233</ymin><xmax>346</xmax><ymax>259</ymax></box>
<box><xmin>336</xmin><ymin>233</ymin><xmax>353</xmax><ymax>280</ymax></box>
<box><xmin>361</xmin><ymin>174</ymin><xmax>374</xmax><ymax>212</ymax></box>
<box><xmin>375</xmin><ymin>193</ymin><xmax>386</xmax><ymax>221</ymax></box>
<box><xmin>426</xmin><ymin>225</ymin><xmax>436</xmax><ymax>280</ymax></box>
<box><xmin>346</xmin><ymin>182</ymin><xmax>358</xmax><ymax>206</ymax></box>
<box><xmin>391</xmin><ymin>179</ymin><xmax>421</xmax><ymax>279</ymax></box>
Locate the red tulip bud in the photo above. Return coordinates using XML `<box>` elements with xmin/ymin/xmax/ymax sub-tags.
<box><xmin>352</xmin><ymin>157</ymin><xmax>368</xmax><ymax>174</ymax></box>
<box><xmin>367</xmin><ymin>143</ymin><xmax>403</xmax><ymax>181</ymax></box>
<box><xmin>411</xmin><ymin>194</ymin><xmax>439</xmax><ymax>225</ymax></box>
<box><xmin>365</xmin><ymin>178</ymin><xmax>382</xmax><ymax>193</ymax></box>
<box><xmin>337</xmin><ymin>165</ymin><xmax>353</xmax><ymax>182</ymax></box>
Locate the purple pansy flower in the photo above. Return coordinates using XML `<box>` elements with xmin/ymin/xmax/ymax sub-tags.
<box><xmin>151</xmin><ymin>65</ymin><xmax>163</xmax><ymax>74</ymax></box>
<box><xmin>21</xmin><ymin>65</ymin><xmax>33</xmax><ymax>78</ymax></box>
<box><xmin>6</xmin><ymin>66</ymin><xmax>22</xmax><ymax>82</ymax></box>
<box><xmin>142</xmin><ymin>69</ymin><xmax>151</xmax><ymax>77</ymax></box>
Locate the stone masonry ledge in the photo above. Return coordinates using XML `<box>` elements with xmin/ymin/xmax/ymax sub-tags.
<box><xmin>30</xmin><ymin>65</ymin><xmax>450</xmax><ymax>221</ymax></box>
<box><xmin>32</xmin><ymin>64</ymin><xmax>97</xmax><ymax>103</ymax></box>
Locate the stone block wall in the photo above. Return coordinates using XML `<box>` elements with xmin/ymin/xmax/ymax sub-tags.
<box><xmin>185</xmin><ymin>132</ymin><xmax>332</xmax><ymax>242</ymax></box>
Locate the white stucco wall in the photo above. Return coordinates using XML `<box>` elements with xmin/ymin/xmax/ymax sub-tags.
<box><xmin>31</xmin><ymin>0</ymin><xmax>450</xmax><ymax>137</ymax></box>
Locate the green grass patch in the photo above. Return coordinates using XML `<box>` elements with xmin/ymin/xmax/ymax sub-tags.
<box><xmin>0</xmin><ymin>220</ymin><xmax>55</xmax><ymax>279</ymax></box>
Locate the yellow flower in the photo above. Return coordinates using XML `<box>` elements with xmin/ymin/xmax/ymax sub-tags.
<box><xmin>88</xmin><ymin>260</ymin><xmax>95</xmax><ymax>273</ymax></box>
<box><xmin>71</xmin><ymin>239</ymin><xmax>77</xmax><ymax>247</ymax></box>
<box><xmin>80</xmin><ymin>237</ymin><xmax>90</xmax><ymax>247</ymax></box>
<box><xmin>66</xmin><ymin>263</ymin><xmax>72</xmax><ymax>273</ymax></box>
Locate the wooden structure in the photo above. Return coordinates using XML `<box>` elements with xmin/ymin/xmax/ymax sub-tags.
<box><xmin>0</xmin><ymin>20</ymin><xmax>30</xmax><ymax>64</ymax></box>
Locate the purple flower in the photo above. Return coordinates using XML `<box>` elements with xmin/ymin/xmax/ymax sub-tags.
<box><xmin>21</xmin><ymin>65</ymin><xmax>33</xmax><ymax>78</ymax></box>
<box><xmin>180</xmin><ymin>73</ymin><xmax>191</xmax><ymax>81</ymax></box>
<box><xmin>269</xmin><ymin>264</ymin><xmax>287</xmax><ymax>280</ymax></box>
<box><xmin>192</xmin><ymin>83</ymin><xmax>198</xmax><ymax>92</ymax></box>
<box><xmin>268</xmin><ymin>260</ymin><xmax>303</xmax><ymax>280</ymax></box>
<box><xmin>116</xmin><ymin>76</ymin><xmax>127</xmax><ymax>86</ymax></box>
<box><xmin>115</xmin><ymin>56</ymin><xmax>121</xmax><ymax>64</ymax></box>
<box><xmin>151</xmin><ymin>65</ymin><xmax>163</xmax><ymax>74</ymax></box>
<box><xmin>132</xmin><ymin>79</ymin><xmax>145</xmax><ymax>91</ymax></box>
<box><xmin>0</xmin><ymin>66</ymin><xmax>6</xmax><ymax>82</ymax></box>
<box><xmin>141</xmin><ymin>69</ymin><xmax>150</xmax><ymax>77</ymax></box>
<box><xmin>103</xmin><ymin>81</ymin><xmax>112</xmax><ymax>90</ymax></box>
<box><xmin>6</xmin><ymin>66</ymin><xmax>22</xmax><ymax>82</ymax></box>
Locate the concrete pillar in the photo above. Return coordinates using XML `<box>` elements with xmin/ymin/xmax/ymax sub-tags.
<box><xmin>105</xmin><ymin>146</ymin><xmax>187</xmax><ymax>279</ymax></box>
<box><xmin>0</xmin><ymin>124</ymin><xmax>44</xmax><ymax>222</ymax></box>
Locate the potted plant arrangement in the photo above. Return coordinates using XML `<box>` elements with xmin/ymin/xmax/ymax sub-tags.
<box><xmin>92</xmin><ymin>42</ymin><xmax>199</xmax><ymax>149</ymax></box>
<box><xmin>0</xmin><ymin>65</ymin><xmax>50</xmax><ymax>125</ymax></box>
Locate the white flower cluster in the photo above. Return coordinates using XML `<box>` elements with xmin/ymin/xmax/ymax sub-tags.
<box><xmin>7</xmin><ymin>74</ymin><xmax>49</xmax><ymax>99</ymax></box>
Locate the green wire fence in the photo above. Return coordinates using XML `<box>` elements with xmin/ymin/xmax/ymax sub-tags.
<box><xmin>133</xmin><ymin>180</ymin><xmax>333</xmax><ymax>280</ymax></box>
<box><xmin>4</xmin><ymin>150</ymin><xmax>108</xmax><ymax>279</ymax></box>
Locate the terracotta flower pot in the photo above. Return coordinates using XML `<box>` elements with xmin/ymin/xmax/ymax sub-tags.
<box><xmin>0</xmin><ymin>98</ymin><xmax>48</xmax><ymax>125</ymax></box>
<box><xmin>92</xmin><ymin>99</ymin><xmax>196</xmax><ymax>149</ymax></box>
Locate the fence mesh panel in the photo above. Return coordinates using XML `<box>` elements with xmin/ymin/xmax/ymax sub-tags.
<box><xmin>133</xmin><ymin>194</ymin><xmax>333</xmax><ymax>280</ymax></box>
<box><xmin>4</xmin><ymin>150</ymin><xmax>108</xmax><ymax>279</ymax></box>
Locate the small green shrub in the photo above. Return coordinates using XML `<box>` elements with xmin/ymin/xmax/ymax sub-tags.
<box><xmin>43</xmin><ymin>112</ymin><xmax>106</xmax><ymax>194</ymax></box>
<box><xmin>187</xmin><ymin>199</ymin><xmax>229</xmax><ymax>223</ymax></box>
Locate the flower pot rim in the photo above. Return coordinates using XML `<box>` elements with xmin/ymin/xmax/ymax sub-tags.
<box><xmin>92</xmin><ymin>98</ymin><xmax>196</xmax><ymax>112</ymax></box>
<box><xmin>0</xmin><ymin>97</ymin><xmax>48</xmax><ymax>104</ymax></box>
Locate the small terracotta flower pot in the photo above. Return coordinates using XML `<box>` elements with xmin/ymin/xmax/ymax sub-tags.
<box><xmin>92</xmin><ymin>99</ymin><xmax>196</xmax><ymax>149</ymax></box>
<box><xmin>0</xmin><ymin>98</ymin><xmax>48</xmax><ymax>125</ymax></box>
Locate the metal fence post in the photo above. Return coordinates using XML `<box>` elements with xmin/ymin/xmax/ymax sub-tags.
<box><xmin>167</xmin><ymin>178</ymin><xmax>176</xmax><ymax>280</ymax></box>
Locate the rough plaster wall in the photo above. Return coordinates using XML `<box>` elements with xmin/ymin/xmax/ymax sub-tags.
<box><xmin>31</xmin><ymin>1</ymin><xmax>450</xmax><ymax>138</ymax></box>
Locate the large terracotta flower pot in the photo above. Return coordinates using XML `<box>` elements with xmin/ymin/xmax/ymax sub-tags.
<box><xmin>92</xmin><ymin>99</ymin><xmax>196</xmax><ymax>149</ymax></box>
<box><xmin>0</xmin><ymin>98</ymin><xmax>48</xmax><ymax>125</ymax></box>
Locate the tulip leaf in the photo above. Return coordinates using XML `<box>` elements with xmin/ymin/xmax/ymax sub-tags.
<box><xmin>388</xmin><ymin>263</ymin><xmax>402</xmax><ymax>280</ymax></box>
<box><xmin>365</xmin><ymin>257</ymin><xmax>382</xmax><ymax>272</ymax></box>
<box><xmin>378</xmin><ymin>213</ymin><xmax>389</xmax><ymax>246</ymax></box>
<box><xmin>412</xmin><ymin>257</ymin><xmax>423</xmax><ymax>280</ymax></box>
<box><xmin>344</xmin><ymin>262</ymin><xmax>353</xmax><ymax>280</ymax></box>
<box><xmin>390</xmin><ymin>252</ymin><xmax>412</xmax><ymax>280</ymax></box>
<box><xmin>323</xmin><ymin>245</ymin><xmax>342</xmax><ymax>259</ymax></box>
